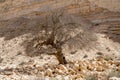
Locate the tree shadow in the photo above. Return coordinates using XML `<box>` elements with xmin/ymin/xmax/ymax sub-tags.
<box><xmin>0</xmin><ymin>15</ymin><xmax>58</xmax><ymax>60</ymax></box>
<box><xmin>22</xmin><ymin>35</ymin><xmax>56</xmax><ymax>57</ymax></box>
<box><xmin>0</xmin><ymin>15</ymin><xmax>56</xmax><ymax>57</ymax></box>
<box><xmin>0</xmin><ymin>13</ymin><xmax>99</xmax><ymax>63</ymax></box>
<box><xmin>0</xmin><ymin>17</ymin><xmax>47</xmax><ymax>40</ymax></box>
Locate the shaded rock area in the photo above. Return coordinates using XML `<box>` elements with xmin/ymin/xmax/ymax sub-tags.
<box><xmin>0</xmin><ymin>0</ymin><xmax>120</xmax><ymax>80</ymax></box>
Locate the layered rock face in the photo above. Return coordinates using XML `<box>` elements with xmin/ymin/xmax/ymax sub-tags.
<box><xmin>0</xmin><ymin>0</ymin><xmax>120</xmax><ymax>19</ymax></box>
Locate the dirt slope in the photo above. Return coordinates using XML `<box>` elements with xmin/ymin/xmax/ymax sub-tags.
<box><xmin>0</xmin><ymin>0</ymin><xmax>120</xmax><ymax>80</ymax></box>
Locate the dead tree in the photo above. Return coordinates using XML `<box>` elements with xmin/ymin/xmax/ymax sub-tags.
<box><xmin>40</xmin><ymin>10</ymin><xmax>67</xmax><ymax>64</ymax></box>
<box><xmin>39</xmin><ymin>9</ymin><xmax>97</xmax><ymax>64</ymax></box>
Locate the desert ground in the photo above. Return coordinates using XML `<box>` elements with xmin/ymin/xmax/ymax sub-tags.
<box><xmin>0</xmin><ymin>0</ymin><xmax>120</xmax><ymax>80</ymax></box>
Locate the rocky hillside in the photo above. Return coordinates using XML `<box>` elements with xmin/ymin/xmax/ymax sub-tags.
<box><xmin>0</xmin><ymin>0</ymin><xmax>120</xmax><ymax>80</ymax></box>
<box><xmin>0</xmin><ymin>0</ymin><xmax>120</xmax><ymax>20</ymax></box>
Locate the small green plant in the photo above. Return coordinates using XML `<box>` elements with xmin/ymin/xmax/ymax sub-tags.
<box><xmin>107</xmin><ymin>70</ymin><xmax>120</xmax><ymax>79</ymax></box>
<box><xmin>103</xmin><ymin>55</ymin><xmax>113</xmax><ymax>61</ymax></box>
<box><xmin>85</xmin><ymin>75</ymin><xmax>97</xmax><ymax>80</ymax></box>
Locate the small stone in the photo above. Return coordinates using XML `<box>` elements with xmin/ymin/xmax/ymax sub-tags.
<box><xmin>109</xmin><ymin>77</ymin><xmax>120</xmax><ymax>80</ymax></box>
<box><xmin>87</xmin><ymin>65</ymin><xmax>94</xmax><ymax>71</ymax></box>
<box><xmin>38</xmin><ymin>66</ymin><xmax>45</xmax><ymax>71</ymax></box>
<box><xmin>70</xmin><ymin>51</ymin><xmax>77</xmax><ymax>54</ymax></box>
<box><xmin>46</xmin><ymin>68</ymin><xmax>53</xmax><ymax>76</ymax></box>
<box><xmin>64</xmin><ymin>76</ymin><xmax>70</xmax><ymax>80</ymax></box>
<box><xmin>44</xmin><ymin>76</ymin><xmax>50</xmax><ymax>80</ymax></box>
<box><xmin>83</xmin><ymin>54</ymin><xmax>88</xmax><ymax>58</ymax></box>
<box><xmin>55</xmin><ymin>75</ymin><xmax>62</xmax><ymax>80</ymax></box>
<box><xmin>3</xmin><ymin>70</ymin><xmax>13</xmax><ymax>75</ymax></box>
<box><xmin>38</xmin><ymin>71</ymin><xmax>44</xmax><ymax>77</ymax></box>
<box><xmin>68</xmin><ymin>68</ymin><xmax>76</xmax><ymax>75</ymax></box>
<box><xmin>114</xmin><ymin>61</ymin><xmax>120</xmax><ymax>66</ymax></box>
<box><xmin>96</xmin><ymin>66</ymin><xmax>104</xmax><ymax>71</ymax></box>
<box><xmin>81</xmin><ymin>70</ymin><xmax>86</xmax><ymax>73</ymax></box>
<box><xmin>55</xmin><ymin>69</ymin><xmax>64</xmax><ymax>74</ymax></box>
<box><xmin>74</xmin><ymin>63</ymin><xmax>79</xmax><ymax>69</ymax></box>
<box><xmin>59</xmin><ymin>64</ymin><xmax>68</xmax><ymax>72</ymax></box>
<box><xmin>33</xmin><ymin>68</ymin><xmax>38</xmax><ymax>74</ymax></box>
<box><xmin>76</xmin><ymin>74</ymin><xmax>84</xmax><ymax>79</ymax></box>
<box><xmin>96</xmin><ymin>52</ymin><xmax>103</xmax><ymax>55</ymax></box>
